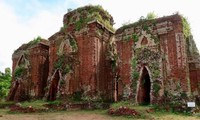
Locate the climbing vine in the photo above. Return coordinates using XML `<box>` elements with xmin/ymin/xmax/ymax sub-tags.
<box><xmin>75</xmin><ymin>17</ymin><xmax>87</xmax><ymax>31</ymax></box>
<box><xmin>181</xmin><ymin>15</ymin><xmax>200</xmax><ymax>57</ymax></box>
<box><xmin>181</xmin><ymin>16</ymin><xmax>191</xmax><ymax>39</ymax></box>
<box><xmin>135</xmin><ymin>48</ymin><xmax>160</xmax><ymax>63</ymax></box>
<box><xmin>69</xmin><ymin>38</ymin><xmax>78</xmax><ymax>51</ymax></box>
<box><xmin>130</xmin><ymin>47</ymin><xmax>161</xmax><ymax>99</ymax></box>
<box><xmin>107</xmin><ymin>37</ymin><xmax>118</xmax><ymax>71</ymax></box>
<box><xmin>131</xmin><ymin>58</ymin><xmax>137</xmax><ymax>69</ymax></box>
<box><xmin>153</xmin><ymin>81</ymin><xmax>161</xmax><ymax>96</ymax></box>
<box><xmin>54</xmin><ymin>55</ymin><xmax>72</xmax><ymax>75</ymax></box>
<box><xmin>132</xmin><ymin>33</ymin><xmax>139</xmax><ymax>42</ymax></box>
<box><xmin>130</xmin><ymin>57</ymin><xmax>139</xmax><ymax>99</ymax></box>
<box><xmin>121</xmin><ymin>17</ymin><xmax>162</xmax><ymax>98</ymax></box>
<box><xmin>119</xmin><ymin>17</ymin><xmax>159</xmax><ymax>45</ymax></box>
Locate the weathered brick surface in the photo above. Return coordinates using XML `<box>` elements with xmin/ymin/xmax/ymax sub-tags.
<box><xmin>116</xmin><ymin>14</ymin><xmax>200</xmax><ymax>103</ymax></box>
<box><xmin>46</xmin><ymin>6</ymin><xmax>115</xmax><ymax>101</ymax></box>
<box><xmin>8</xmin><ymin>40</ymin><xmax>49</xmax><ymax>101</ymax></box>
<box><xmin>8</xmin><ymin>6</ymin><xmax>200</xmax><ymax>103</ymax></box>
<box><xmin>116</xmin><ymin>40</ymin><xmax>133</xmax><ymax>99</ymax></box>
<box><xmin>158</xmin><ymin>16</ymin><xmax>189</xmax><ymax>92</ymax></box>
<box><xmin>29</xmin><ymin>44</ymin><xmax>49</xmax><ymax>98</ymax></box>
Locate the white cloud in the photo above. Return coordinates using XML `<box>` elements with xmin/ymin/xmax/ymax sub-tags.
<box><xmin>0</xmin><ymin>1</ymin><xmax>63</xmax><ymax>72</ymax></box>
<box><xmin>23</xmin><ymin>11</ymin><xmax>62</xmax><ymax>39</ymax></box>
<box><xmin>0</xmin><ymin>1</ymin><xmax>21</xmax><ymax>71</ymax></box>
<box><xmin>69</xmin><ymin>0</ymin><xmax>93</xmax><ymax>6</ymax></box>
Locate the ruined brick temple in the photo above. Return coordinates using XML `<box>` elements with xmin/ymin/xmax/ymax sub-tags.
<box><xmin>8</xmin><ymin>5</ymin><xmax>200</xmax><ymax>104</ymax></box>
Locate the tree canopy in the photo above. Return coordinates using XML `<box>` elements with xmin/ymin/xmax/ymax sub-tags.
<box><xmin>0</xmin><ymin>67</ymin><xmax>11</xmax><ymax>100</ymax></box>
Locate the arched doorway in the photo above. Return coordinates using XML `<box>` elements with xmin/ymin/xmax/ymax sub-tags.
<box><xmin>48</xmin><ymin>70</ymin><xmax>60</xmax><ymax>101</ymax></box>
<box><xmin>8</xmin><ymin>55</ymin><xmax>27</xmax><ymax>101</ymax></box>
<box><xmin>8</xmin><ymin>81</ymin><xmax>19</xmax><ymax>101</ymax></box>
<box><xmin>137</xmin><ymin>67</ymin><xmax>151</xmax><ymax>104</ymax></box>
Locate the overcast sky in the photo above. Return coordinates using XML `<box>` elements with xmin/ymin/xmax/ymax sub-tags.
<box><xmin>0</xmin><ymin>0</ymin><xmax>199</xmax><ymax>72</ymax></box>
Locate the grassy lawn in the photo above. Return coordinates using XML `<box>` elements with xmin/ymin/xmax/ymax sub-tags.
<box><xmin>0</xmin><ymin>101</ymin><xmax>200</xmax><ymax>120</ymax></box>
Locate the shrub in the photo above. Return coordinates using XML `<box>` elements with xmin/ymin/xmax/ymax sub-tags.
<box><xmin>14</xmin><ymin>66</ymin><xmax>26</xmax><ymax>78</ymax></box>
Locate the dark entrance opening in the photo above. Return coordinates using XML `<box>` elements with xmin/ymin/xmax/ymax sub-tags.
<box><xmin>8</xmin><ymin>81</ymin><xmax>19</xmax><ymax>101</ymax></box>
<box><xmin>137</xmin><ymin>67</ymin><xmax>151</xmax><ymax>104</ymax></box>
<box><xmin>48</xmin><ymin>70</ymin><xmax>60</xmax><ymax>101</ymax></box>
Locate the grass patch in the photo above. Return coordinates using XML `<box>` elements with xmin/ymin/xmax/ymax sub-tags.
<box><xmin>20</xmin><ymin>100</ymin><xmax>48</xmax><ymax>109</ymax></box>
<box><xmin>110</xmin><ymin>101</ymin><xmax>152</xmax><ymax>119</ymax></box>
<box><xmin>47</xmin><ymin>100</ymin><xmax>62</xmax><ymax>105</ymax></box>
<box><xmin>0</xmin><ymin>108</ymin><xmax>9</xmax><ymax>114</ymax></box>
<box><xmin>0</xmin><ymin>101</ymin><xmax>14</xmax><ymax>108</ymax></box>
<box><xmin>0</xmin><ymin>100</ymin><xmax>199</xmax><ymax>120</ymax></box>
<box><xmin>151</xmin><ymin>111</ymin><xmax>199</xmax><ymax>120</ymax></box>
<box><xmin>111</xmin><ymin>101</ymin><xmax>131</xmax><ymax>109</ymax></box>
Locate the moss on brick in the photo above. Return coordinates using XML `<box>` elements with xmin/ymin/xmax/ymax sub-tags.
<box><xmin>64</xmin><ymin>5</ymin><xmax>115</xmax><ymax>32</ymax></box>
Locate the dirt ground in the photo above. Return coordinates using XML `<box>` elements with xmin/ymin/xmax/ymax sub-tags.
<box><xmin>0</xmin><ymin>110</ymin><xmax>115</xmax><ymax>120</ymax></box>
<box><xmin>0</xmin><ymin>113</ymin><xmax>109</xmax><ymax>120</ymax></box>
<box><xmin>0</xmin><ymin>109</ymin><xmax>200</xmax><ymax>120</ymax></box>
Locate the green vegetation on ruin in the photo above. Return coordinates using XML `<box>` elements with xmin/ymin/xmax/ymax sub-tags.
<box><xmin>0</xmin><ymin>99</ymin><xmax>200</xmax><ymax>119</ymax></box>
<box><xmin>60</xmin><ymin>24</ymin><xmax>68</xmax><ymax>32</ymax></box>
<box><xmin>14</xmin><ymin>65</ymin><xmax>26</xmax><ymax>78</ymax></box>
<box><xmin>152</xmin><ymin>82</ymin><xmax>161</xmax><ymax>96</ymax></box>
<box><xmin>54</xmin><ymin>55</ymin><xmax>71</xmax><ymax>73</ymax></box>
<box><xmin>130</xmin><ymin>48</ymin><xmax>161</xmax><ymax>98</ymax></box>
<box><xmin>146</xmin><ymin>12</ymin><xmax>158</xmax><ymax>20</ymax></box>
<box><xmin>181</xmin><ymin>15</ymin><xmax>200</xmax><ymax>56</ymax></box>
<box><xmin>181</xmin><ymin>15</ymin><xmax>191</xmax><ymax>39</ymax></box>
<box><xmin>117</xmin><ymin>12</ymin><xmax>158</xmax><ymax>34</ymax></box>
<box><xmin>132</xmin><ymin>33</ymin><xmax>139</xmax><ymax>42</ymax></box>
<box><xmin>117</xmin><ymin>16</ymin><xmax>148</xmax><ymax>34</ymax></box>
<box><xmin>14</xmin><ymin>36</ymin><xmax>42</xmax><ymax>54</ymax></box>
<box><xmin>119</xmin><ymin>13</ymin><xmax>159</xmax><ymax>44</ymax></box>
<box><xmin>69</xmin><ymin>38</ymin><xmax>78</xmax><ymax>51</ymax></box>
<box><xmin>66</xmin><ymin>5</ymin><xmax>115</xmax><ymax>32</ymax></box>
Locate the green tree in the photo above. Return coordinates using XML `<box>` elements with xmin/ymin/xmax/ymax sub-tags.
<box><xmin>146</xmin><ymin>12</ymin><xmax>157</xmax><ymax>20</ymax></box>
<box><xmin>0</xmin><ymin>67</ymin><xmax>11</xmax><ymax>100</ymax></box>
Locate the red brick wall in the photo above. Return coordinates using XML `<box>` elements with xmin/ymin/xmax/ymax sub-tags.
<box><xmin>75</xmin><ymin>22</ymin><xmax>114</xmax><ymax>99</ymax></box>
<box><xmin>159</xmin><ymin>15</ymin><xmax>189</xmax><ymax>92</ymax></box>
<box><xmin>47</xmin><ymin>21</ymin><xmax>114</xmax><ymax>100</ymax></box>
<box><xmin>116</xmin><ymin>40</ymin><xmax>133</xmax><ymax>98</ymax></box>
<box><xmin>116</xmin><ymin>14</ymin><xmax>191</xmax><ymax>102</ymax></box>
<box><xmin>8</xmin><ymin>43</ymin><xmax>49</xmax><ymax>101</ymax></box>
<box><xmin>189</xmin><ymin>70</ymin><xmax>198</xmax><ymax>92</ymax></box>
<box><xmin>29</xmin><ymin>44</ymin><xmax>49</xmax><ymax>98</ymax></box>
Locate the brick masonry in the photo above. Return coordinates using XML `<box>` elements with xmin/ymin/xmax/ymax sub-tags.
<box><xmin>8</xmin><ymin>6</ymin><xmax>200</xmax><ymax>103</ymax></box>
